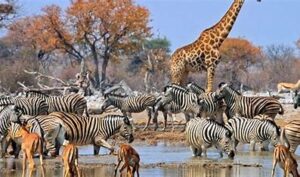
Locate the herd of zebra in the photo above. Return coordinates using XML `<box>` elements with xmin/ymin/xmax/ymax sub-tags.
<box><xmin>0</xmin><ymin>82</ymin><xmax>300</xmax><ymax>175</ymax></box>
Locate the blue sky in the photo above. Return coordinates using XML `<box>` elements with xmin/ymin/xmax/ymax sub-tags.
<box><xmin>18</xmin><ymin>0</ymin><xmax>300</xmax><ymax>52</ymax></box>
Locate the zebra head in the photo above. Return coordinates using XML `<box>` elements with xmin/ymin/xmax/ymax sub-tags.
<box><xmin>266</xmin><ymin>120</ymin><xmax>280</xmax><ymax>146</ymax></box>
<box><xmin>217</xmin><ymin>129</ymin><xmax>235</xmax><ymax>159</ymax></box>
<box><xmin>10</xmin><ymin>105</ymin><xmax>23</xmax><ymax>124</ymax></box>
<box><xmin>214</xmin><ymin>82</ymin><xmax>240</xmax><ymax>101</ymax></box>
<box><xmin>186</xmin><ymin>82</ymin><xmax>205</xmax><ymax>95</ymax></box>
<box><xmin>99</xmin><ymin>94</ymin><xmax>125</xmax><ymax>113</ymax></box>
<box><xmin>119</xmin><ymin>116</ymin><xmax>134</xmax><ymax>143</ymax></box>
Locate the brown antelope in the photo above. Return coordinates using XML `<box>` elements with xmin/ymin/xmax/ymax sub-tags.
<box><xmin>277</xmin><ymin>80</ymin><xmax>300</xmax><ymax>93</ymax></box>
<box><xmin>16</xmin><ymin>123</ymin><xmax>44</xmax><ymax>177</ymax></box>
<box><xmin>62</xmin><ymin>144</ymin><xmax>81</xmax><ymax>177</ymax></box>
<box><xmin>114</xmin><ymin>144</ymin><xmax>140</xmax><ymax>177</ymax></box>
<box><xmin>272</xmin><ymin>145</ymin><xmax>300</xmax><ymax>177</ymax></box>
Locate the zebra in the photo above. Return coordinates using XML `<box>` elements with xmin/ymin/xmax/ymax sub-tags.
<box><xmin>214</xmin><ymin>83</ymin><xmax>284</xmax><ymax>120</ymax></box>
<box><xmin>99</xmin><ymin>93</ymin><xmax>156</xmax><ymax>130</ymax></box>
<box><xmin>0</xmin><ymin>105</ymin><xmax>15</xmax><ymax>157</ymax></box>
<box><xmin>9</xmin><ymin>111</ymin><xmax>135</xmax><ymax>156</ymax></box>
<box><xmin>280</xmin><ymin>120</ymin><xmax>300</xmax><ymax>153</ymax></box>
<box><xmin>225</xmin><ymin>115</ymin><xmax>280</xmax><ymax>151</ymax></box>
<box><xmin>161</xmin><ymin>84</ymin><xmax>202</xmax><ymax>130</ymax></box>
<box><xmin>146</xmin><ymin>95</ymin><xmax>184</xmax><ymax>131</ymax></box>
<box><xmin>187</xmin><ymin>82</ymin><xmax>227</xmax><ymax>124</ymax></box>
<box><xmin>0</xmin><ymin>96</ymin><xmax>48</xmax><ymax>116</ymax></box>
<box><xmin>185</xmin><ymin>118</ymin><xmax>235</xmax><ymax>158</ymax></box>
<box><xmin>186</xmin><ymin>82</ymin><xmax>205</xmax><ymax>95</ymax></box>
<box><xmin>6</xmin><ymin>108</ymin><xmax>62</xmax><ymax>157</ymax></box>
<box><xmin>26</xmin><ymin>91</ymin><xmax>88</xmax><ymax>116</ymax></box>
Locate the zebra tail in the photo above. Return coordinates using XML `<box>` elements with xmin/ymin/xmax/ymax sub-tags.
<box><xmin>280</xmin><ymin>127</ymin><xmax>290</xmax><ymax>149</ymax></box>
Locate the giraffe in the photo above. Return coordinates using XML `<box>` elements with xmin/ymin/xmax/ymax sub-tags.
<box><xmin>170</xmin><ymin>0</ymin><xmax>261</xmax><ymax>92</ymax></box>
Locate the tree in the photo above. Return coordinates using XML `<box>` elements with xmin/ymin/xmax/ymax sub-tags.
<box><xmin>127</xmin><ymin>37</ymin><xmax>171</xmax><ymax>92</ymax></box>
<box><xmin>219</xmin><ymin>37</ymin><xmax>262</xmax><ymax>86</ymax></box>
<box><xmin>0</xmin><ymin>0</ymin><xmax>17</xmax><ymax>28</ymax></box>
<box><xmin>8</xmin><ymin>0</ymin><xmax>151</xmax><ymax>90</ymax></box>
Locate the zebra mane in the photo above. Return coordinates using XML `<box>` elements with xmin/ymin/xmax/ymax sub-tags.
<box><xmin>104</xmin><ymin>93</ymin><xmax>128</xmax><ymax>99</ymax></box>
<box><xmin>222</xmin><ymin>84</ymin><xmax>241</xmax><ymax>96</ymax></box>
<box><xmin>265</xmin><ymin>119</ymin><xmax>280</xmax><ymax>135</ymax></box>
<box><xmin>0</xmin><ymin>96</ymin><xmax>14</xmax><ymax>106</ymax></box>
<box><xmin>26</xmin><ymin>90</ymin><xmax>49</xmax><ymax>97</ymax></box>
<box><xmin>164</xmin><ymin>84</ymin><xmax>189</xmax><ymax>94</ymax></box>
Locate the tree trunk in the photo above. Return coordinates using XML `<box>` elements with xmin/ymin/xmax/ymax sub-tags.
<box><xmin>144</xmin><ymin>70</ymin><xmax>151</xmax><ymax>93</ymax></box>
<box><xmin>91</xmin><ymin>46</ymin><xmax>100</xmax><ymax>88</ymax></box>
<box><xmin>100</xmin><ymin>56</ymin><xmax>109</xmax><ymax>93</ymax></box>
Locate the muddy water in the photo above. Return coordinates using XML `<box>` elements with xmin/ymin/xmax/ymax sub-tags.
<box><xmin>0</xmin><ymin>143</ymin><xmax>299</xmax><ymax>177</ymax></box>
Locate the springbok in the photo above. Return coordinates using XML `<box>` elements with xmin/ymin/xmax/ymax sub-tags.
<box><xmin>114</xmin><ymin>144</ymin><xmax>140</xmax><ymax>177</ymax></box>
<box><xmin>272</xmin><ymin>144</ymin><xmax>299</xmax><ymax>177</ymax></box>
<box><xmin>62</xmin><ymin>144</ymin><xmax>80</xmax><ymax>177</ymax></box>
<box><xmin>16</xmin><ymin>123</ymin><xmax>44</xmax><ymax>177</ymax></box>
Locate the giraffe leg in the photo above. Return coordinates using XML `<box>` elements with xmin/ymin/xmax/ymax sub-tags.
<box><xmin>206</xmin><ymin>65</ymin><xmax>216</xmax><ymax>93</ymax></box>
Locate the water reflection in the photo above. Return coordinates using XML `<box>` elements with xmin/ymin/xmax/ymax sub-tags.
<box><xmin>0</xmin><ymin>143</ymin><xmax>297</xmax><ymax>177</ymax></box>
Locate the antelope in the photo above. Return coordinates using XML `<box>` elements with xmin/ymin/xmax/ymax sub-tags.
<box><xmin>62</xmin><ymin>144</ymin><xmax>80</xmax><ymax>177</ymax></box>
<box><xmin>277</xmin><ymin>80</ymin><xmax>300</xmax><ymax>94</ymax></box>
<box><xmin>114</xmin><ymin>144</ymin><xmax>140</xmax><ymax>177</ymax></box>
<box><xmin>16</xmin><ymin>123</ymin><xmax>44</xmax><ymax>177</ymax></box>
<box><xmin>272</xmin><ymin>144</ymin><xmax>300</xmax><ymax>177</ymax></box>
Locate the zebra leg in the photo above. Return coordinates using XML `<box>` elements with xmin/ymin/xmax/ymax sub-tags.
<box><xmin>143</xmin><ymin>108</ymin><xmax>154</xmax><ymax>131</ymax></box>
<box><xmin>181</xmin><ymin>113</ymin><xmax>191</xmax><ymax>132</ymax></box>
<box><xmin>93</xmin><ymin>145</ymin><xmax>101</xmax><ymax>155</ymax></box>
<box><xmin>250</xmin><ymin>140</ymin><xmax>256</xmax><ymax>151</ymax></box>
<box><xmin>190</xmin><ymin>146</ymin><xmax>198</xmax><ymax>157</ymax></box>
<box><xmin>0</xmin><ymin>136</ymin><xmax>9</xmax><ymax>158</ymax></box>
<box><xmin>168</xmin><ymin>112</ymin><xmax>174</xmax><ymax>132</ymax></box>
<box><xmin>126</xmin><ymin>112</ymin><xmax>137</xmax><ymax>131</ymax></box>
<box><xmin>94</xmin><ymin>137</ymin><xmax>114</xmax><ymax>154</ymax></box>
<box><xmin>260</xmin><ymin>141</ymin><xmax>269</xmax><ymax>151</ymax></box>
<box><xmin>201</xmin><ymin>145</ymin><xmax>207</xmax><ymax>157</ymax></box>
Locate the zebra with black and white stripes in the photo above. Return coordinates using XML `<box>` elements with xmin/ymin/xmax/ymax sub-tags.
<box><xmin>0</xmin><ymin>96</ymin><xmax>48</xmax><ymax>116</ymax></box>
<box><xmin>185</xmin><ymin>118</ymin><xmax>235</xmax><ymax>158</ymax></box>
<box><xmin>226</xmin><ymin>115</ymin><xmax>280</xmax><ymax>151</ymax></box>
<box><xmin>146</xmin><ymin>95</ymin><xmax>184</xmax><ymax>131</ymax></box>
<box><xmin>26</xmin><ymin>91</ymin><xmax>88</xmax><ymax>116</ymax></box>
<box><xmin>6</xmin><ymin>107</ymin><xmax>61</xmax><ymax>157</ymax></box>
<box><xmin>187</xmin><ymin>82</ymin><xmax>227</xmax><ymax>124</ymax></box>
<box><xmin>0</xmin><ymin>105</ymin><xmax>14</xmax><ymax>157</ymax></box>
<box><xmin>214</xmin><ymin>83</ymin><xmax>284</xmax><ymax>120</ymax></box>
<box><xmin>280</xmin><ymin>120</ymin><xmax>300</xmax><ymax>153</ymax></box>
<box><xmin>99</xmin><ymin>93</ymin><xmax>156</xmax><ymax>129</ymax></box>
<box><xmin>10</xmin><ymin>112</ymin><xmax>134</xmax><ymax>156</ymax></box>
<box><xmin>162</xmin><ymin>84</ymin><xmax>201</xmax><ymax>117</ymax></box>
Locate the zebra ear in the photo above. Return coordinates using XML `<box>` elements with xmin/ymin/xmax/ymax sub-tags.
<box><xmin>104</xmin><ymin>93</ymin><xmax>109</xmax><ymax>99</ymax></box>
<box><xmin>225</xmin><ymin>131</ymin><xmax>232</xmax><ymax>138</ymax></box>
<box><xmin>197</xmin><ymin>98</ymin><xmax>204</xmax><ymax>105</ymax></box>
<box><xmin>218</xmin><ymin>82</ymin><xmax>226</xmax><ymax>89</ymax></box>
<box><xmin>123</xmin><ymin>116</ymin><xmax>130</xmax><ymax>125</ymax></box>
<box><xmin>163</xmin><ymin>85</ymin><xmax>169</xmax><ymax>93</ymax></box>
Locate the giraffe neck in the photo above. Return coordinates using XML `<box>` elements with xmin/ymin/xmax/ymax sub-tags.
<box><xmin>200</xmin><ymin>0</ymin><xmax>245</xmax><ymax>49</ymax></box>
